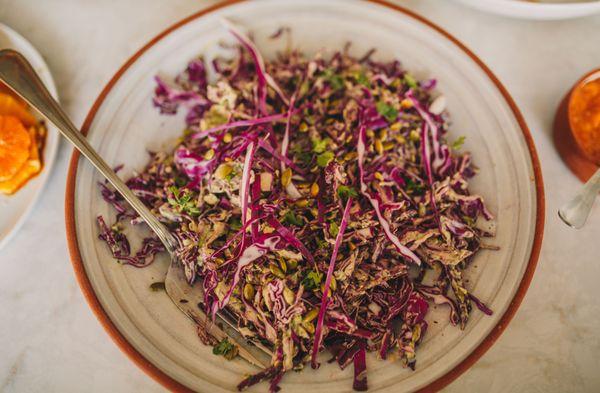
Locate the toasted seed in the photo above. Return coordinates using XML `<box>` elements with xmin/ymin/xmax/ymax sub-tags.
<box><xmin>204</xmin><ymin>149</ymin><xmax>215</xmax><ymax>160</ymax></box>
<box><xmin>409</xmin><ymin>130</ymin><xmax>420</xmax><ymax>142</ymax></box>
<box><xmin>344</xmin><ymin>151</ymin><xmax>358</xmax><ymax>161</ymax></box>
<box><xmin>279</xmin><ymin>258</ymin><xmax>287</xmax><ymax>273</ymax></box>
<box><xmin>395</xmin><ymin>135</ymin><xmax>406</xmax><ymax>144</ymax></box>
<box><xmin>390</xmin><ymin>122</ymin><xmax>402</xmax><ymax>131</ymax></box>
<box><xmin>310</xmin><ymin>182</ymin><xmax>319</xmax><ymax>197</ymax></box>
<box><xmin>286</xmin><ymin>259</ymin><xmax>298</xmax><ymax>270</ymax></box>
<box><xmin>303</xmin><ymin>321</ymin><xmax>315</xmax><ymax>334</ymax></box>
<box><xmin>215</xmin><ymin>163</ymin><xmax>233</xmax><ymax>179</ymax></box>
<box><xmin>283</xmin><ymin>287</ymin><xmax>295</xmax><ymax>305</ymax></box>
<box><xmin>269</xmin><ymin>263</ymin><xmax>285</xmax><ymax>278</ymax></box>
<box><xmin>303</xmin><ymin>308</ymin><xmax>319</xmax><ymax>322</ymax></box>
<box><xmin>223</xmin><ymin>132</ymin><xmax>233</xmax><ymax>143</ymax></box>
<box><xmin>378</xmin><ymin>129</ymin><xmax>388</xmax><ymax>140</ymax></box>
<box><xmin>295</xmin><ymin>199</ymin><xmax>309</xmax><ymax>208</ymax></box>
<box><xmin>375</xmin><ymin>139</ymin><xmax>383</xmax><ymax>155</ymax></box>
<box><xmin>418</xmin><ymin>203</ymin><xmax>426</xmax><ymax>217</ymax></box>
<box><xmin>281</xmin><ymin>168</ymin><xmax>292</xmax><ymax>187</ymax></box>
<box><xmin>243</xmin><ymin>283</ymin><xmax>255</xmax><ymax>300</ymax></box>
<box><xmin>374</xmin><ymin>172</ymin><xmax>384</xmax><ymax>181</ymax></box>
<box><xmin>366</xmin><ymin>128</ymin><xmax>375</xmax><ymax>138</ymax></box>
<box><xmin>383</xmin><ymin>141</ymin><xmax>395</xmax><ymax>151</ymax></box>
<box><xmin>299</xmin><ymin>122</ymin><xmax>308</xmax><ymax>132</ymax></box>
<box><xmin>401</xmin><ymin>98</ymin><xmax>413</xmax><ymax>108</ymax></box>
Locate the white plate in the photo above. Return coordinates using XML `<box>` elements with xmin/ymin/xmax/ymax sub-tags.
<box><xmin>453</xmin><ymin>0</ymin><xmax>600</xmax><ymax>20</ymax></box>
<box><xmin>0</xmin><ymin>23</ymin><xmax>59</xmax><ymax>250</ymax></box>
<box><xmin>66</xmin><ymin>1</ymin><xmax>544</xmax><ymax>392</ymax></box>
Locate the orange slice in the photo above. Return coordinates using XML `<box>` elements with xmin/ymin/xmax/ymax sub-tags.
<box><xmin>0</xmin><ymin>115</ymin><xmax>31</xmax><ymax>181</ymax></box>
<box><xmin>0</xmin><ymin>126</ymin><xmax>41</xmax><ymax>195</ymax></box>
<box><xmin>0</xmin><ymin>92</ymin><xmax>36</xmax><ymax>126</ymax></box>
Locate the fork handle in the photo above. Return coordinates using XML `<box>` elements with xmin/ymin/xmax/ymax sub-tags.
<box><xmin>0</xmin><ymin>49</ymin><xmax>178</xmax><ymax>252</ymax></box>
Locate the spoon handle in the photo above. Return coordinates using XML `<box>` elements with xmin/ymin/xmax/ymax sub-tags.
<box><xmin>0</xmin><ymin>49</ymin><xmax>177</xmax><ymax>252</ymax></box>
<box><xmin>559</xmin><ymin>167</ymin><xmax>600</xmax><ymax>229</ymax></box>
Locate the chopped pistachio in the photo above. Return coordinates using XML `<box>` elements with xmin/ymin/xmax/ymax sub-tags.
<box><xmin>203</xmin><ymin>193</ymin><xmax>219</xmax><ymax>205</ymax></box>
<box><xmin>260</xmin><ymin>172</ymin><xmax>273</xmax><ymax>192</ymax></box>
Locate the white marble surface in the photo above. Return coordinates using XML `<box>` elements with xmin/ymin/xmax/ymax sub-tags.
<box><xmin>0</xmin><ymin>1</ymin><xmax>598</xmax><ymax>392</ymax></box>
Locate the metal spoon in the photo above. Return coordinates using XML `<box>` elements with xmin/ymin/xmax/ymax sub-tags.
<box><xmin>559</xmin><ymin>168</ymin><xmax>600</xmax><ymax>229</ymax></box>
<box><xmin>0</xmin><ymin>49</ymin><xmax>270</xmax><ymax>367</ymax></box>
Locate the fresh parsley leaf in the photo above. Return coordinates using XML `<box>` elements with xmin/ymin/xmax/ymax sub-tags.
<box><xmin>283</xmin><ymin>211</ymin><xmax>303</xmax><ymax>227</ymax></box>
<box><xmin>312</xmin><ymin>138</ymin><xmax>329</xmax><ymax>154</ymax></box>
<box><xmin>355</xmin><ymin>70</ymin><xmax>370</xmax><ymax>87</ymax></box>
<box><xmin>451</xmin><ymin>136</ymin><xmax>466</xmax><ymax>150</ymax></box>
<box><xmin>317</xmin><ymin>151</ymin><xmax>334</xmax><ymax>167</ymax></box>
<box><xmin>405</xmin><ymin>178</ymin><xmax>425</xmax><ymax>194</ymax></box>
<box><xmin>168</xmin><ymin>186</ymin><xmax>200</xmax><ymax>216</ymax></box>
<box><xmin>329</xmin><ymin>222</ymin><xmax>340</xmax><ymax>237</ymax></box>
<box><xmin>337</xmin><ymin>185</ymin><xmax>358</xmax><ymax>201</ymax></box>
<box><xmin>403</xmin><ymin>73</ymin><xmax>418</xmax><ymax>89</ymax></box>
<box><xmin>376</xmin><ymin>101</ymin><xmax>398</xmax><ymax>123</ymax></box>
<box><xmin>213</xmin><ymin>338</ymin><xmax>238</xmax><ymax>360</ymax></box>
<box><xmin>302</xmin><ymin>270</ymin><xmax>323</xmax><ymax>290</ymax></box>
<box><xmin>323</xmin><ymin>68</ymin><xmax>344</xmax><ymax>90</ymax></box>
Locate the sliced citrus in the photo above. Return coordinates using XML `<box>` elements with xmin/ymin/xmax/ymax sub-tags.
<box><xmin>0</xmin><ymin>126</ymin><xmax>41</xmax><ymax>195</ymax></box>
<box><xmin>0</xmin><ymin>115</ymin><xmax>31</xmax><ymax>181</ymax></box>
<box><xmin>0</xmin><ymin>92</ymin><xmax>36</xmax><ymax>126</ymax></box>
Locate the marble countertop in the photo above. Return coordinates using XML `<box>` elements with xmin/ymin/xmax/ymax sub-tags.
<box><xmin>0</xmin><ymin>1</ymin><xmax>599</xmax><ymax>392</ymax></box>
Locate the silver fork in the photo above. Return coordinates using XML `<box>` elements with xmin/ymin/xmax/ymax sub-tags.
<box><xmin>0</xmin><ymin>49</ymin><xmax>271</xmax><ymax>368</ymax></box>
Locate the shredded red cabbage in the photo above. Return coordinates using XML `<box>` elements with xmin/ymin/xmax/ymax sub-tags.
<box><xmin>97</xmin><ymin>22</ymin><xmax>497</xmax><ymax>392</ymax></box>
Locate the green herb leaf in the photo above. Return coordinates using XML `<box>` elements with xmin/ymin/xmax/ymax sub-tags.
<box><xmin>168</xmin><ymin>186</ymin><xmax>200</xmax><ymax>216</ymax></box>
<box><xmin>329</xmin><ymin>222</ymin><xmax>340</xmax><ymax>237</ymax></box>
<box><xmin>403</xmin><ymin>73</ymin><xmax>418</xmax><ymax>89</ymax></box>
<box><xmin>323</xmin><ymin>68</ymin><xmax>344</xmax><ymax>90</ymax></box>
<box><xmin>302</xmin><ymin>270</ymin><xmax>323</xmax><ymax>290</ymax></box>
<box><xmin>337</xmin><ymin>185</ymin><xmax>358</xmax><ymax>201</ymax></box>
<box><xmin>312</xmin><ymin>138</ymin><xmax>329</xmax><ymax>154</ymax></box>
<box><xmin>213</xmin><ymin>338</ymin><xmax>238</xmax><ymax>360</ymax></box>
<box><xmin>355</xmin><ymin>70</ymin><xmax>370</xmax><ymax>87</ymax></box>
<box><xmin>451</xmin><ymin>136</ymin><xmax>466</xmax><ymax>150</ymax></box>
<box><xmin>317</xmin><ymin>151</ymin><xmax>335</xmax><ymax>167</ymax></box>
<box><xmin>376</xmin><ymin>101</ymin><xmax>398</xmax><ymax>123</ymax></box>
<box><xmin>405</xmin><ymin>178</ymin><xmax>425</xmax><ymax>194</ymax></box>
<box><xmin>283</xmin><ymin>211</ymin><xmax>303</xmax><ymax>227</ymax></box>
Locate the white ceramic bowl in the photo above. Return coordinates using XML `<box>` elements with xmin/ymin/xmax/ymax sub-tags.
<box><xmin>66</xmin><ymin>1</ymin><xmax>544</xmax><ymax>392</ymax></box>
<box><xmin>454</xmin><ymin>0</ymin><xmax>600</xmax><ymax>20</ymax></box>
<box><xmin>0</xmin><ymin>23</ymin><xmax>59</xmax><ymax>250</ymax></box>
